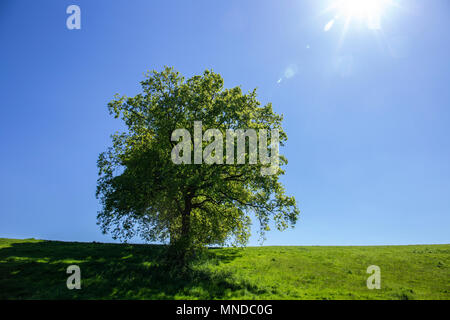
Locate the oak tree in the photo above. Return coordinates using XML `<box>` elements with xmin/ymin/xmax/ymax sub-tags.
<box><xmin>96</xmin><ymin>67</ymin><xmax>299</xmax><ymax>263</ymax></box>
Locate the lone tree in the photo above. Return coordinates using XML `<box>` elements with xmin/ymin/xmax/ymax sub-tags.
<box><xmin>96</xmin><ymin>67</ymin><xmax>299</xmax><ymax>263</ymax></box>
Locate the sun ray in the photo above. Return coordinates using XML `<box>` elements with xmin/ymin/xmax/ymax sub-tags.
<box><xmin>322</xmin><ymin>0</ymin><xmax>397</xmax><ymax>51</ymax></box>
<box><xmin>326</xmin><ymin>0</ymin><xmax>394</xmax><ymax>31</ymax></box>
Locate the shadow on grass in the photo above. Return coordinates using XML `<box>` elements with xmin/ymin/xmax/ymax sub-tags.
<box><xmin>0</xmin><ymin>240</ymin><xmax>264</xmax><ymax>299</ymax></box>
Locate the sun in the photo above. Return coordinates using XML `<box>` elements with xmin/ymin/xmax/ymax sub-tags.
<box><xmin>326</xmin><ymin>0</ymin><xmax>393</xmax><ymax>31</ymax></box>
<box><xmin>338</xmin><ymin>0</ymin><xmax>386</xmax><ymax>18</ymax></box>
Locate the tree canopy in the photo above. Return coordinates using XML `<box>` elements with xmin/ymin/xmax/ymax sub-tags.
<box><xmin>96</xmin><ymin>67</ymin><xmax>299</xmax><ymax>259</ymax></box>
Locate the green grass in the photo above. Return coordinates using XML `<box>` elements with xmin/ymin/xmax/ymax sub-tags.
<box><xmin>0</xmin><ymin>238</ymin><xmax>448</xmax><ymax>299</ymax></box>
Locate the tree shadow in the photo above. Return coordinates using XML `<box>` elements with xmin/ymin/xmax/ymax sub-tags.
<box><xmin>0</xmin><ymin>240</ymin><xmax>265</xmax><ymax>299</ymax></box>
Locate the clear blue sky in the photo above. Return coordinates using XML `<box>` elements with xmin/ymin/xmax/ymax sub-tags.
<box><xmin>1</xmin><ymin>0</ymin><xmax>449</xmax><ymax>245</ymax></box>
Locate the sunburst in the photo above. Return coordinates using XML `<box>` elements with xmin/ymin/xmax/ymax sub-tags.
<box><xmin>325</xmin><ymin>0</ymin><xmax>394</xmax><ymax>33</ymax></box>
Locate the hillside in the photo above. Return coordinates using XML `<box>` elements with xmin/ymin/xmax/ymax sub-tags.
<box><xmin>0</xmin><ymin>238</ymin><xmax>448</xmax><ymax>299</ymax></box>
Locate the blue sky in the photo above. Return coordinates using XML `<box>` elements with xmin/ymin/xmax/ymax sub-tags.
<box><xmin>0</xmin><ymin>0</ymin><xmax>449</xmax><ymax>245</ymax></box>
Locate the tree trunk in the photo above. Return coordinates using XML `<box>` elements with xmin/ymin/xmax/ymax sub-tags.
<box><xmin>181</xmin><ymin>196</ymin><xmax>191</xmax><ymax>237</ymax></box>
<box><xmin>166</xmin><ymin>194</ymin><xmax>193</xmax><ymax>267</ymax></box>
<box><xmin>177</xmin><ymin>195</ymin><xmax>192</xmax><ymax>265</ymax></box>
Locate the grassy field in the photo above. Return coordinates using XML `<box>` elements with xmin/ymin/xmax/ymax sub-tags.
<box><xmin>0</xmin><ymin>238</ymin><xmax>448</xmax><ymax>300</ymax></box>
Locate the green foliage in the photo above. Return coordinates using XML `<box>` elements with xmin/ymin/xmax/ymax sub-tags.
<box><xmin>96</xmin><ymin>67</ymin><xmax>299</xmax><ymax>255</ymax></box>
<box><xmin>1</xmin><ymin>238</ymin><xmax>449</xmax><ymax>300</ymax></box>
